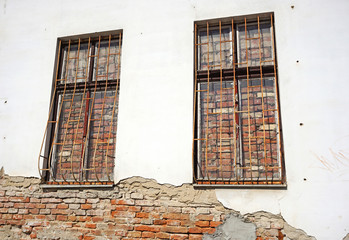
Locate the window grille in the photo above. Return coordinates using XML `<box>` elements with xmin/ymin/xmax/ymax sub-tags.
<box><xmin>193</xmin><ymin>13</ymin><xmax>285</xmax><ymax>185</ymax></box>
<box><xmin>39</xmin><ymin>32</ymin><xmax>122</xmax><ymax>185</ymax></box>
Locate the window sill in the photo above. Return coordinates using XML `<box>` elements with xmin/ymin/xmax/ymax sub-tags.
<box><xmin>40</xmin><ymin>182</ymin><xmax>114</xmax><ymax>189</ymax></box>
<box><xmin>193</xmin><ymin>182</ymin><xmax>287</xmax><ymax>189</ymax></box>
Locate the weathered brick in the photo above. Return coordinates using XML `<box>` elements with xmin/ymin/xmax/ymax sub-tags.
<box><xmin>85</xmin><ymin>223</ymin><xmax>96</xmax><ymax>229</ymax></box>
<box><xmin>57</xmin><ymin>204</ymin><xmax>69</xmax><ymax>209</ymax></box>
<box><xmin>195</xmin><ymin>221</ymin><xmax>209</xmax><ymax>227</ymax></box>
<box><xmin>163</xmin><ymin>213</ymin><xmax>189</xmax><ymax>220</ymax></box>
<box><xmin>134</xmin><ymin>225</ymin><xmax>160</xmax><ymax>232</ymax></box>
<box><xmin>155</xmin><ymin>232</ymin><xmax>170</xmax><ymax>239</ymax></box>
<box><xmin>128</xmin><ymin>231</ymin><xmax>142</xmax><ymax>237</ymax></box>
<box><xmin>189</xmin><ymin>234</ymin><xmax>203</xmax><ymax>240</ymax></box>
<box><xmin>111</xmin><ymin>199</ymin><xmax>134</xmax><ymax>205</ymax></box>
<box><xmin>142</xmin><ymin>231</ymin><xmax>155</xmax><ymax>238</ymax></box>
<box><xmin>210</xmin><ymin>221</ymin><xmax>222</xmax><ymax>227</ymax></box>
<box><xmin>56</xmin><ymin>215</ymin><xmax>68</xmax><ymax>221</ymax></box>
<box><xmin>170</xmin><ymin>234</ymin><xmax>189</xmax><ymax>239</ymax></box>
<box><xmin>136</xmin><ymin>212</ymin><xmax>149</xmax><ymax>218</ymax></box>
<box><xmin>81</xmin><ymin>204</ymin><xmax>93</xmax><ymax>210</ymax></box>
<box><xmin>161</xmin><ymin>226</ymin><xmax>188</xmax><ymax>234</ymax></box>
<box><xmin>153</xmin><ymin>219</ymin><xmax>167</xmax><ymax>225</ymax></box>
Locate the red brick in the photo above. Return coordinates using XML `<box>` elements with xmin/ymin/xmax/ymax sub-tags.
<box><xmin>13</xmin><ymin>203</ymin><xmax>25</xmax><ymax>208</ymax></box>
<box><xmin>12</xmin><ymin>214</ymin><xmax>23</xmax><ymax>220</ymax></box>
<box><xmin>92</xmin><ymin>216</ymin><xmax>104</xmax><ymax>222</ymax></box>
<box><xmin>6</xmin><ymin>220</ymin><xmax>24</xmax><ymax>226</ymax></box>
<box><xmin>163</xmin><ymin>213</ymin><xmax>189</xmax><ymax>220</ymax></box>
<box><xmin>9</xmin><ymin>197</ymin><xmax>29</xmax><ymax>203</ymax></box>
<box><xmin>57</xmin><ymin>204</ymin><xmax>69</xmax><ymax>209</ymax></box>
<box><xmin>56</xmin><ymin>215</ymin><xmax>68</xmax><ymax>221</ymax></box>
<box><xmin>23</xmin><ymin>215</ymin><xmax>34</xmax><ymax>220</ymax></box>
<box><xmin>136</xmin><ymin>212</ymin><xmax>149</xmax><ymax>218</ymax></box>
<box><xmin>161</xmin><ymin>226</ymin><xmax>188</xmax><ymax>234</ymax></box>
<box><xmin>196</xmin><ymin>215</ymin><xmax>214</xmax><ymax>221</ymax></box>
<box><xmin>81</xmin><ymin>204</ymin><xmax>92</xmax><ymax>210</ymax></box>
<box><xmin>189</xmin><ymin>227</ymin><xmax>203</xmax><ymax>234</ymax></box>
<box><xmin>170</xmin><ymin>234</ymin><xmax>189</xmax><ymax>240</ymax></box>
<box><xmin>25</xmin><ymin>203</ymin><xmax>35</xmax><ymax>209</ymax></box>
<box><xmin>128</xmin><ymin>206</ymin><xmax>141</xmax><ymax>212</ymax></box>
<box><xmin>134</xmin><ymin>225</ymin><xmax>160</xmax><ymax>232</ymax></box>
<box><xmin>142</xmin><ymin>232</ymin><xmax>155</xmax><ymax>238</ymax></box>
<box><xmin>29</xmin><ymin>209</ymin><xmax>39</xmax><ymax>214</ymax></box>
<box><xmin>35</xmin><ymin>204</ymin><xmax>46</xmax><ymax>209</ymax></box>
<box><xmin>85</xmin><ymin>223</ymin><xmax>96</xmax><ymax>229</ymax></box>
<box><xmin>155</xmin><ymin>232</ymin><xmax>170</xmax><ymax>239</ymax></box>
<box><xmin>114</xmin><ymin>205</ymin><xmax>129</xmax><ymax>211</ymax></box>
<box><xmin>51</xmin><ymin>209</ymin><xmax>67</xmax><ymax>215</ymax></box>
<box><xmin>189</xmin><ymin>234</ymin><xmax>203</xmax><ymax>240</ymax></box>
<box><xmin>154</xmin><ymin>219</ymin><xmax>167</xmax><ymax>225</ymax></box>
<box><xmin>195</xmin><ymin>221</ymin><xmax>210</xmax><ymax>227</ymax></box>
<box><xmin>77</xmin><ymin>216</ymin><xmax>91</xmax><ymax>222</ymax></box>
<box><xmin>35</xmin><ymin>215</ymin><xmax>46</xmax><ymax>220</ymax></box>
<box><xmin>210</xmin><ymin>221</ymin><xmax>222</xmax><ymax>227</ymax></box>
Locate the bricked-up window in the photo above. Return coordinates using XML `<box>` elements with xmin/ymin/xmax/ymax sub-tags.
<box><xmin>39</xmin><ymin>31</ymin><xmax>122</xmax><ymax>185</ymax></box>
<box><xmin>193</xmin><ymin>13</ymin><xmax>285</xmax><ymax>186</ymax></box>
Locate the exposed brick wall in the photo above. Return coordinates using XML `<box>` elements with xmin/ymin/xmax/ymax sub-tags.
<box><xmin>0</xmin><ymin>175</ymin><xmax>314</xmax><ymax>240</ymax></box>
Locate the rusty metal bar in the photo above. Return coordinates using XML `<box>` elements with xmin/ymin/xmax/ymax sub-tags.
<box><xmin>271</xmin><ymin>14</ymin><xmax>284</xmax><ymax>182</ymax></box>
<box><xmin>104</xmin><ymin>32</ymin><xmax>122</xmax><ymax>181</ymax></box>
<box><xmin>38</xmin><ymin>40</ymin><xmax>62</xmax><ymax>179</ymax></box>
<box><xmin>257</xmin><ymin>16</ymin><xmax>268</xmax><ymax>181</ymax></box>
<box><xmin>205</xmin><ymin>22</ymin><xmax>211</xmax><ymax>183</ymax></box>
<box><xmin>218</xmin><ymin>20</ymin><xmax>224</xmax><ymax>180</ymax></box>
<box><xmin>244</xmin><ymin>17</ymin><xmax>253</xmax><ymax>179</ymax></box>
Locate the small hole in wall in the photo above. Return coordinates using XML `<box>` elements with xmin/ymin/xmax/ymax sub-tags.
<box><xmin>303</xmin><ymin>178</ymin><xmax>307</xmax><ymax>181</ymax></box>
<box><xmin>300</xmin><ymin>123</ymin><xmax>303</xmax><ymax>126</ymax></box>
<box><xmin>4</xmin><ymin>101</ymin><xmax>7</xmax><ymax>103</ymax></box>
<box><xmin>291</xmin><ymin>5</ymin><xmax>295</xmax><ymax>9</ymax></box>
<box><xmin>296</xmin><ymin>60</ymin><xmax>299</xmax><ymax>63</ymax></box>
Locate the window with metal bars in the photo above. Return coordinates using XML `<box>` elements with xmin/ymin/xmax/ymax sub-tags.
<box><xmin>193</xmin><ymin>13</ymin><xmax>285</xmax><ymax>186</ymax></box>
<box><xmin>38</xmin><ymin>31</ymin><xmax>122</xmax><ymax>185</ymax></box>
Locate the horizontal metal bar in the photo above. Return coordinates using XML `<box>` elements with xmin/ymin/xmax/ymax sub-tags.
<box><xmin>40</xmin><ymin>183</ymin><xmax>114</xmax><ymax>189</ymax></box>
<box><xmin>193</xmin><ymin>183</ymin><xmax>287</xmax><ymax>189</ymax></box>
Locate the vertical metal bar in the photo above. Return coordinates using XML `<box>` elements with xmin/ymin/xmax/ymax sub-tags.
<box><xmin>205</xmin><ymin>22</ymin><xmax>210</xmax><ymax>183</ymax></box>
<box><xmin>70</xmin><ymin>37</ymin><xmax>92</xmax><ymax>182</ymax></box>
<box><xmin>219</xmin><ymin>21</ymin><xmax>224</xmax><ymax>180</ymax></box>
<box><xmin>105</xmin><ymin>32</ymin><xmax>122</xmax><ymax>182</ymax></box>
<box><xmin>231</xmin><ymin>19</ymin><xmax>238</xmax><ymax>182</ymax></box>
<box><xmin>257</xmin><ymin>16</ymin><xmax>268</xmax><ymax>181</ymax></box>
<box><xmin>38</xmin><ymin>40</ymin><xmax>61</xmax><ymax>180</ymax></box>
<box><xmin>192</xmin><ymin>24</ymin><xmax>198</xmax><ymax>182</ymax></box>
<box><xmin>49</xmin><ymin>40</ymin><xmax>72</xmax><ymax>182</ymax></box>
<box><xmin>87</xmin><ymin>36</ymin><xmax>102</xmax><ymax>181</ymax></box>
<box><xmin>92</xmin><ymin>34</ymin><xmax>112</xmax><ymax>182</ymax></box>
<box><xmin>245</xmin><ymin>17</ymin><xmax>253</xmax><ymax>180</ymax></box>
<box><xmin>60</xmin><ymin>38</ymin><xmax>82</xmax><ymax>182</ymax></box>
<box><xmin>270</xmin><ymin>14</ymin><xmax>284</xmax><ymax>182</ymax></box>
<box><xmin>81</xmin><ymin>43</ymin><xmax>96</xmax><ymax>181</ymax></box>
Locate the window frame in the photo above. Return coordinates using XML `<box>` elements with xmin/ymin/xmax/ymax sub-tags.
<box><xmin>39</xmin><ymin>30</ymin><xmax>122</xmax><ymax>186</ymax></box>
<box><xmin>192</xmin><ymin>13</ymin><xmax>286</xmax><ymax>187</ymax></box>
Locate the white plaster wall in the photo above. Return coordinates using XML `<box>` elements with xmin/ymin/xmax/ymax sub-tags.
<box><xmin>0</xmin><ymin>0</ymin><xmax>348</xmax><ymax>239</ymax></box>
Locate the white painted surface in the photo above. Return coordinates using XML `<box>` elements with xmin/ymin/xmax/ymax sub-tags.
<box><xmin>0</xmin><ymin>0</ymin><xmax>348</xmax><ymax>239</ymax></box>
